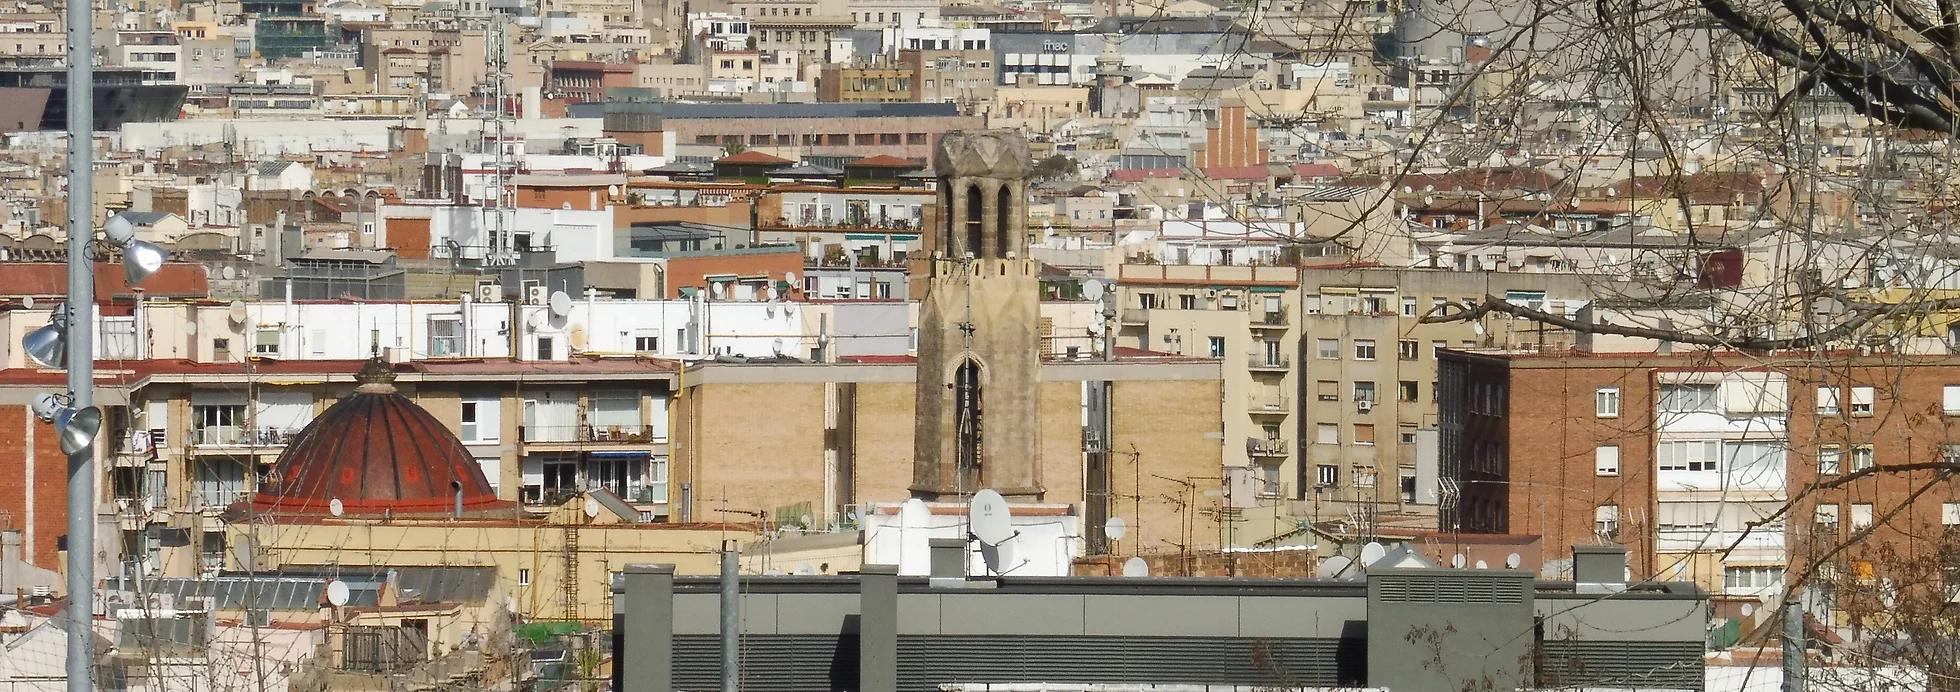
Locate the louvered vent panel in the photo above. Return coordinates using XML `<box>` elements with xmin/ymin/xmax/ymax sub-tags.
<box><xmin>1377</xmin><ymin>575</ymin><xmax>1525</xmax><ymax>603</ymax></box>
<box><xmin>1540</xmin><ymin>640</ymin><xmax>1704</xmax><ymax>691</ymax></box>
<box><xmin>673</xmin><ymin>635</ymin><xmax>857</xmax><ymax>692</ymax></box>
<box><xmin>898</xmin><ymin>636</ymin><xmax>1345</xmax><ymax>691</ymax></box>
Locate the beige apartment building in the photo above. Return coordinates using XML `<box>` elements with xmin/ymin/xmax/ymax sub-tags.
<box><xmin>1116</xmin><ymin>263</ymin><xmax>1625</xmax><ymax>539</ymax></box>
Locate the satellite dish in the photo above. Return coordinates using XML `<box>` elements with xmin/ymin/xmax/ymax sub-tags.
<box><xmin>221</xmin><ymin>265</ymin><xmax>237</xmax><ymax>280</ymax></box>
<box><xmin>1319</xmin><ymin>555</ymin><xmax>1354</xmax><ymax>579</ymax></box>
<box><xmin>1358</xmin><ymin>541</ymin><xmax>1387</xmax><ymax>567</ymax></box>
<box><xmin>766</xmin><ymin>286</ymin><xmax>779</xmax><ymax>301</ymax></box>
<box><xmin>547</xmin><ymin>291</ymin><xmax>572</xmax><ymax>317</ymax></box>
<box><xmin>783</xmin><ymin>271</ymin><xmax>797</xmax><ymax>284</ymax></box>
<box><xmin>326</xmin><ymin>580</ymin><xmax>350</xmax><ymax>607</ymax></box>
<box><xmin>800</xmin><ymin>513</ymin><xmax>813</xmax><ymax>528</ymax></box>
<box><xmin>607</xmin><ymin>184</ymin><xmax>619</xmax><ymax>196</ymax></box>
<box><xmin>1740</xmin><ymin>603</ymin><xmax>1756</xmax><ymax>617</ymax></box>
<box><xmin>20</xmin><ymin>296</ymin><xmax>33</xmax><ymax>309</ymax></box>
<box><xmin>185</xmin><ymin>320</ymin><xmax>197</xmax><ymax>335</ymax></box>
<box><xmin>568</xmin><ymin>325</ymin><xmax>587</xmax><ymax>350</ymax></box>
<box><xmin>1103</xmin><ymin>516</ymin><xmax>1126</xmax><ymax>542</ymax></box>
<box><xmin>227</xmin><ymin>300</ymin><xmax>248</xmax><ymax>324</ymax></box>
<box><xmin>1122</xmin><ymin>556</ymin><xmax>1149</xmax><ymax>577</ymax></box>
<box><xmin>983</xmin><ymin>538</ymin><xmax>1016</xmax><ymax>575</ymax></box>
<box><xmin>771</xmin><ymin>338</ymin><xmax>784</xmax><ymax>355</ymax></box>
<box><xmin>793</xmin><ymin>562</ymin><xmax>817</xmax><ymax>576</ymax></box>
<box><xmin>1087</xmin><ymin>320</ymin><xmax>1104</xmax><ymax>335</ymax></box>
<box><xmin>709</xmin><ymin>283</ymin><xmax>725</xmax><ymax>300</ymax></box>
<box><xmin>1504</xmin><ymin>552</ymin><xmax>1521</xmax><ymax>569</ymax></box>
<box><xmin>526</xmin><ymin>311</ymin><xmax>545</xmax><ymax>329</ymax></box>
<box><xmin>1452</xmin><ymin>553</ymin><xmax>1468</xmax><ymax>568</ymax></box>
<box><xmin>1082</xmin><ymin>278</ymin><xmax>1105</xmax><ymax>301</ymax></box>
<box><xmin>328</xmin><ymin>498</ymin><xmax>344</xmax><ymax>517</ymax></box>
<box><xmin>583</xmin><ymin>497</ymin><xmax>600</xmax><ymax>518</ymax></box>
<box><xmin>967</xmin><ymin>489</ymin><xmax>1014</xmax><ymax>545</ymax></box>
<box><xmin>1475</xmin><ymin>559</ymin><xmax>1489</xmax><ymax>569</ymax></box>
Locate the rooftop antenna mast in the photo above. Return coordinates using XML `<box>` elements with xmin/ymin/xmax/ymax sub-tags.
<box><xmin>486</xmin><ymin>11</ymin><xmax>513</xmax><ymax>266</ymax></box>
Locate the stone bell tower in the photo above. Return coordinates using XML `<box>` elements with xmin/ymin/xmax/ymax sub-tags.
<box><xmin>912</xmin><ymin>130</ymin><xmax>1042</xmax><ymax>500</ymax></box>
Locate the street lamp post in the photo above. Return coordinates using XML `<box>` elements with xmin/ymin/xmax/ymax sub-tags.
<box><xmin>63</xmin><ymin>0</ymin><xmax>94</xmax><ymax>685</ymax></box>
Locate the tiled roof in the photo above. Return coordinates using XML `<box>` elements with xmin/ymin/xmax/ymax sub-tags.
<box><xmin>715</xmin><ymin>150</ymin><xmax>794</xmax><ymax>165</ymax></box>
<box><xmin>0</xmin><ymin>262</ymin><xmax>209</xmax><ymax>299</ymax></box>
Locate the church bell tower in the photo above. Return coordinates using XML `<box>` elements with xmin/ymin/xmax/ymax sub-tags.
<box><xmin>912</xmin><ymin>130</ymin><xmax>1042</xmax><ymax>500</ymax></box>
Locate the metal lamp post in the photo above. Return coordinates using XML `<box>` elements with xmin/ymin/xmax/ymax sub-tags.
<box><xmin>63</xmin><ymin>0</ymin><xmax>96</xmax><ymax>684</ymax></box>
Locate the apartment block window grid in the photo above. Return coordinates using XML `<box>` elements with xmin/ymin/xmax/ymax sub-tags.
<box><xmin>1317</xmin><ymin>339</ymin><xmax>1340</xmax><ymax>360</ymax></box>
<box><xmin>1397</xmin><ymin>339</ymin><xmax>1418</xmax><ymax>360</ymax></box>
<box><xmin>1316</xmin><ymin>464</ymin><xmax>1338</xmax><ymax>487</ymax></box>
<box><xmin>1354</xmin><ymin>339</ymin><xmax>1376</xmax><ymax>361</ymax></box>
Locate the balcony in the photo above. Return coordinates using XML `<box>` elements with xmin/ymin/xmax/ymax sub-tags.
<box><xmin>1247</xmin><ymin>437</ymin><xmax>1288</xmax><ymax>457</ymax></box>
<box><xmin>1247</xmin><ymin>354</ymin><xmax>1291</xmax><ymax>372</ymax></box>
<box><xmin>1248</xmin><ymin>394</ymin><xmax>1290</xmax><ymax>415</ymax></box>
<box><xmin>191</xmin><ymin>425</ymin><xmax>307</xmax><ymax>450</ymax></box>
<box><xmin>1120</xmin><ymin>308</ymin><xmax>1152</xmax><ymax>325</ymax></box>
<box><xmin>520</xmin><ymin>423</ymin><xmax>661</xmax><ymax>444</ymax></box>
<box><xmin>1251</xmin><ymin>307</ymin><xmax>1288</xmax><ymax>329</ymax></box>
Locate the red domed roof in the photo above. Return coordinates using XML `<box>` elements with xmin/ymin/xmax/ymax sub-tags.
<box><xmin>247</xmin><ymin>360</ymin><xmax>512</xmax><ymax>516</ymax></box>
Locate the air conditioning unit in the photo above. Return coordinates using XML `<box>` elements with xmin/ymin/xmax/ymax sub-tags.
<box><xmin>478</xmin><ymin>284</ymin><xmax>504</xmax><ymax>302</ymax></box>
<box><xmin>527</xmin><ymin>286</ymin><xmax>548</xmax><ymax>305</ymax></box>
<box><xmin>1356</xmin><ymin>400</ymin><xmax>1374</xmax><ymax>413</ymax></box>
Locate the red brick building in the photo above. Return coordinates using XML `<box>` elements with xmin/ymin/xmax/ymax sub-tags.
<box><xmin>1439</xmin><ymin>349</ymin><xmax>1960</xmax><ymax>596</ymax></box>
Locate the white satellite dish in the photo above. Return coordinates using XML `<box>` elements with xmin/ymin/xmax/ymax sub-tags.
<box><xmin>1082</xmin><ymin>278</ymin><xmax>1105</xmax><ymax>301</ymax></box>
<box><xmin>221</xmin><ymin>265</ymin><xmax>236</xmax><ymax>280</ymax></box>
<box><xmin>583</xmin><ymin>497</ymin><xmax>600</xmax><ymax>518</ymax></box>
<box><xmin>1504</xmin><ymin>552</ymin><xmax>1521</xmax><ymax>569</ymax></box>
<box><xmin>326</xmin><ymin>580</ymin><xmax>350</xmax><ymax>607</ymax></box>
<box><xmin>771</xmin><ymin>338</ymin><xmax>784</xmax><ymax>355</ymax></box>
<box><xmin>185</xmin><ymin>320</ymin><xmax>198</xmax><ymax>335</ymax></box>
<box><xmin>1319</xmin><ymin>555</ymin><xmax>1354</xmax><ymax>579</ymax></box>
<box><xmin>1103</xmin><ymin>516</ymin><xmax>1127</xmax><ymax>542</ymax></box>
<box><xmin>19</xmin><ymin>296</ymin><xmax>31</xmax><ymax>309</ymax></box>
<box><xmin>227</xmin><ymin>300</ymin><xmax>248</xmax><ymax>324</ymax></box>
<box><xmin>1122</xmin><ymin>556</ymin><xmax>1150</xmax><ymax>577</ymax></box>
<box><xmin>547</xmin><ymin>291</ymin><xmax>572</xmax><ymax>318</ymax></box>
<box><xmin>1358</xmin><ymin>541</ymin><xmax>1387</xmax><ymax>567</ymax></box>
<box><xmin>766</xmin><ymin>285</ymin><xmax>780</xmax><ymax>301</ymax></box>
<box><xmin>709</xmin><ymin>283</ymin><xmax>725</xmax><ymax>300</ymax></box>
<box><xmin>1087</xmin><ymin>320</ymin><xmax>1104</xmax><ymax>336</ymax></box>
<box><xmin>983</xmin><ymin>538</ymin><xmax>1016</xmax><ymax>575</ymax></box>
<box><xmin>1452</xmin><ymin>553</ymin><xmax>1468</xmax><ymax>568</ymax></box>
<box><xmin>526</xmin><ymin>311</ymin><xmax>545</xmax><ymax>329</ymax></box>
<box><xmin>968</xmin><ymin>489</ymin><xmax>1014</xmax><ymax>545</ymax></box>
<box><xmin>328</xmin><ymin>498</ymin><xmax>344</xmax><ymax>517</ymax></box>
<box><xmin>1740</xmin><ymin>603</ymin><xmax>1756</xmax><ymax>617</ymax></box>
<box><xmin>793</xmin><ymin>562</ymin><xmax>817</xmax><ymax>576</ymax></box>
<box><xmin>783</xmin><ymin>271</ymin><xmax>797</xmax><ymax>284</ymax></box>
<box><xmin>899</xmin><ymin>498</ymin><xmax>930</xmax><ymax>528</ymax></box>
<box><xmin>1475</xmin><ymin>560</ymin><xmax>1489</xmax><ymax>569</ymax></box>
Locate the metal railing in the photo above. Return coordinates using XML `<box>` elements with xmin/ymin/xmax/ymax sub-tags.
<box><xmin>1247</xmin><ymin>353</ymin><xmax>1291</xmax><ymax>370</ymax></box>
<box><xmin>192</xmin><ymin>426</ymin><xmax>307</xmax><ymax>447</ymax></box>
<box><xmin>1246</xmin><ymin>437</ymin><xmax>1288</xmax><ymax>456</ymax></box>
<box><xmin>519</xmin><ymin>423</ymin><xmax>660</xmax><ymax>443</ymax></box>
<box><xmin>1251</xmin><ymin>307</ymin><xmax>1288</xmax><ymax>327</ymax></box>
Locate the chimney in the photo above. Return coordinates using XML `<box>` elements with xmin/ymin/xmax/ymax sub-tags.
<box><xmin>927</xmin><ymin>538</ymin><xmax>966</xmax><ymax>579</ymax></box>
<box><xmin>1573</xmin><ymin>544</ymin><xmax>1627</xmax><ymax>593</ymax></box>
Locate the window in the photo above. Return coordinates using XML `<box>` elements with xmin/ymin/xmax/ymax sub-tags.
<box><xmin>1354</xmin><ymin>381</ymin><xmax>1377</xmax><ymax>403</ymax></box>
<box><xmin>1945</xmin><ymin>385</ymin><xmax>1960</xmax><ymax>415</ymax></box>
<box><xmin>1658</xmin><ymin>383</ymin><xmax>1719</xmax><ymax>412</ymax></box>
<box><xmin>1354</xmin><ymin>423</ymin><xmax>1376</xmax><ymax>445</ymax></box>
<box><xmin>1657</xmin><ymin>439</ymin><xmax>1721</xmax><ymax>472</ymax></box>
<box><xmin>1596</xmin><ymin>445</ymin><xmax>1620</xmax><ymax>476</ymax></box>
<box><xmin>1317</xmin><ymin>380</ymin><xmax>1339</xmax><ymax>401</ymax></box>
<box><xmin>634</xmin><ymin>335</ymin><xmax>659</xmax><ymax>353</ymax></box>
<box><xmin>1316</xmin><ymin>339</ymin><xmax>1340</xmax><ymax>359</ymax></box>
<box><xmin>1401</xmin><ymin>296</ymin><xmax>1417</xmax><ymax>316</ymax></box>
<box><xmin>1316</xmin><ymin>423</ymin><xmax>1339</xmax><ymax>445</ymax></box>
<box><xmin>1943</xmin><ymin>502</ymin><xmax>1960</xmax><ymax>532</ymax></box>
<box><xmin>1818</xmin><ymin>445</ymin><xmax>1841</xmax><ymax>475</ymax></box>
<box><xmin>1851</xmin><ymin>444</ymin><xmax>1874</xmax><ymax>472</ymax></box>
<box><xmin>1207</xmin><ymin>336</ymin><xmax>1225</xmax><ymax>358</ymax></box>
<box><xmin>536</xmin><ymin>336</ymin><xmax>555</xmax><ymax>360</ymax></box>
<box><xmin>1398</xmin><ymin>339</ymin><xmax>1418</xmax><ymax>360</ymax></box>
<box><xmin>1596</xmin><ymin>387</ymin><xmax>1620</xmax><ymax>417</ymax></box>
<box><xmin>428</xmin><ymin>317</ymin><xmax>460</xmax><ymax>357</ymax></box>
<box><xmin>1946</xmin><ymin>445</ymin><xmax>1960</xmax><ymax>465</ymax></box>
<box><xmin>1431</xmin><ymin>339</ymin><xmax>1447</xmax><ymax>357</ymax></box>
<box><xmin>518</xmin><ymin>568</ymin><xmax>532</xmax><ymax>586</ymax></box>
<box><xmin>1851</xmin><ymin>503</ymin><xmax>1875</xmax><ymax>530</ymax></box>
<box><xmin>1398</xmin><ymin>381</ymin><xmax>1419</xmax><ymax>402</ymax></box>
<box><xmin>1179</xmin><ymin>294</ymin><xmax>1197</xmax><ymax>309</ymax></box>
<box><xmin>1850</xmin><ymin>386</ymin><xmax>1875</xmax><ymax>416</ymax></box>
<box><xmin>1816</xmin><ymin>386</ymin><xmax>1840</xmax><ymax>414</ymax></box>
<box><xmin>253</xmin><ymin>328</ymin><xmax>279</xmax><ymax>355</ymax></box>
<box><xmin>1354</xmin><ymin>339</ymin><xmax>1376</xmax><ymax>360</ymax></box>
<box><xmin>1355</xmin><ymin>468</ymin><xmax>1377</xmax><ymax>488</ymax></box>
<box><xmin>1723</xmin><ymin>565</ymin><xmax>1785</xmax><ymax>591</ymax></box>
<box><xmin>1815</xmin><ymin>504</ymin><xmax>1840</xmax><ymax>536</ymax></box>
<box><xmin>459</xmin><ymin>397</ymin><xmax>499</xmax><ymax>443</ymax></box>
<box><xmin>1400</xmin><ymin>473</ymin><xmax>1417</xmax><ymax>502</ymax></box>
<box><xmin>1595</xmin><ymin>504</ymin><xmax>1621</xmax><ymax>539</ymax></box>
<box><xmin>1316</xmin><ymin>464</ymin><xmax>1339</xmax><ymax>487</ymax></box>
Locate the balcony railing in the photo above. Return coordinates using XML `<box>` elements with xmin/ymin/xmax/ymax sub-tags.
<box><xmin>520</xmin><ymin>423</ymin><xmax>660</xmax><ymax>444</ymax></box>
<box><xmin>1247</xmin><ymin>437</ymin><xmax>1288</xmax><ymax>456</ymax></box>
<box><xmin>1247</xmin><ymin>354</ymin><xmax>1291</xmax><ymax>371</ymax></box>
<box><xmin>1249</xmin><ymin>394</ymin><xmax>1290</xmax><ymax>414</ymax></box>
<box><xmin>1120</xmin><ymin>308</ymin><xmax>1151</xmax><ymax>325</ymax></box>
<box><xmin>1251</xmin><ymin>307</ymin><xmax>1288</xmax><ymax>328</ymax></box>
<box><xmin>192</xmin><ymin>426</ymin><xmax>307</xmax><ymax>447</ymax></box>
